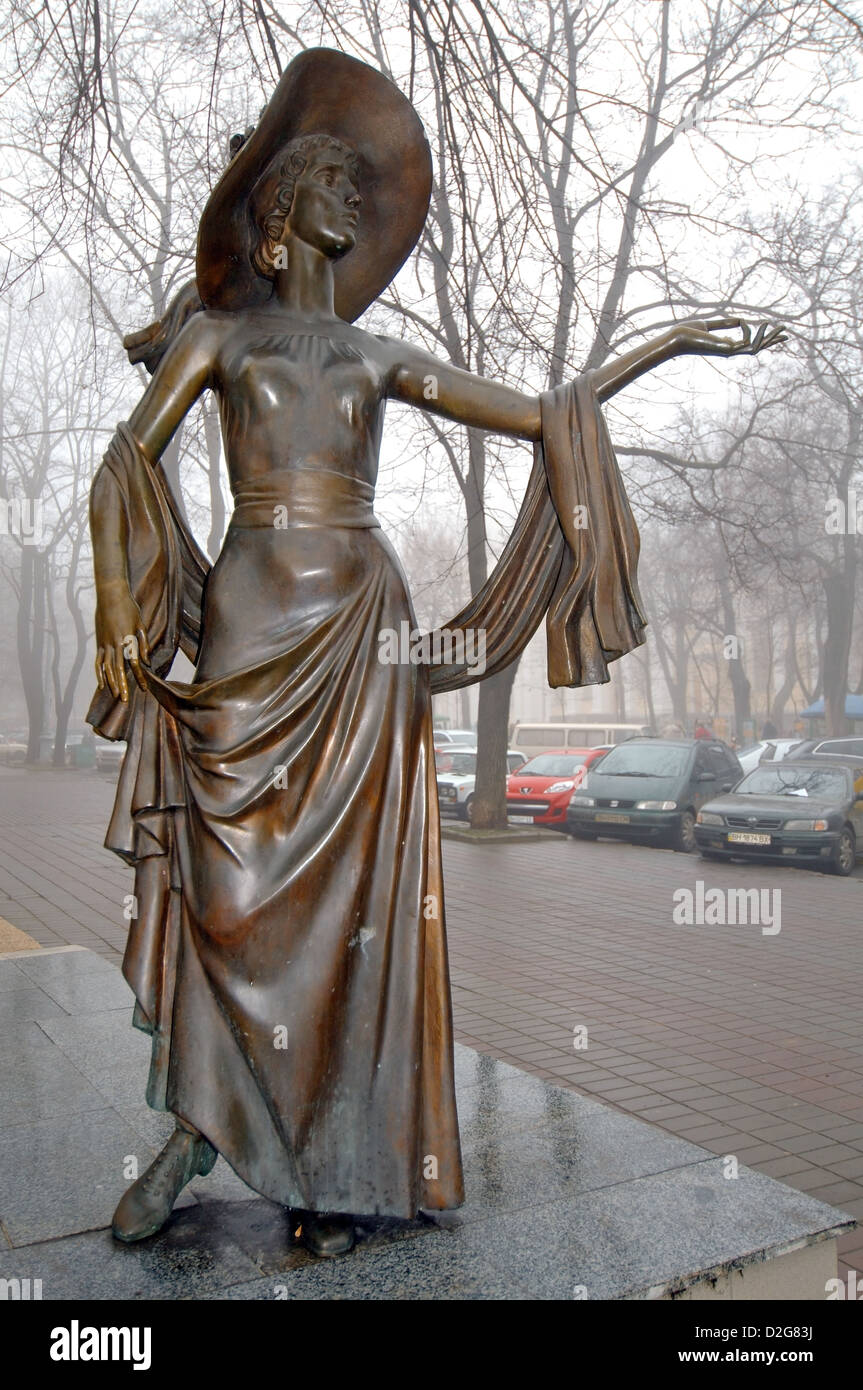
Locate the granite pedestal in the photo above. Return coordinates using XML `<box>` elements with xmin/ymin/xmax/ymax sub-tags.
<box><xmin>0</xmin><ymin>947</ymin><xmax>854</xmax><ymax>1300</ymax></box>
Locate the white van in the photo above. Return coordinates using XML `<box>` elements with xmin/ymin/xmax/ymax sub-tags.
<box><xmin>510</xmin><ymin>721</ymin><xmax>650</xmax><ymax>758</ymax></box>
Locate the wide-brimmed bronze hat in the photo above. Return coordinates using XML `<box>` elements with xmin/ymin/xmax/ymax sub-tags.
<box><xmin>196</xmin><ymin>48</ymin><xmax>432</xmax><ymax>321</ymax></box>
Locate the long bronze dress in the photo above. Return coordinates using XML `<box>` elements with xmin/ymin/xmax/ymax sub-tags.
<box><xmin>87</xmin><ymin>325</ymin><xmax>645</xmax><ymax>1218</ymax></box>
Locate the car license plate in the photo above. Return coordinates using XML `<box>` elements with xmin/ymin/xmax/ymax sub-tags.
<box><xmin>507</xmin><ymin>814</ymin><xmax>534</xmax><ymax>824</ymax></box>
<box><xmin>727</xmin><ymin>831</ymin><xmax>771</xmax><ymax>845</ymax></box>
<box><xmin>596</xmin><ymin>812</ymin><xmax>630</xmax><ymax>823</ymax></box>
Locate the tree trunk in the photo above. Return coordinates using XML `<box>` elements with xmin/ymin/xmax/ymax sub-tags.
<box><xmin>47</xmin><ymin>570</ymin><xmax>67</xmax><ymax>766</ymax></box>
<box><xmin>52</xmin><ymin>564</ymin><xmax>90</xmax><ymax>767</ymax></box>
<box><xmin>769</xmin><ymin>616</ymin><xmax>799</xmax><ymax>733</ymax></box>
<box><xmin>463</xmin><ymin>425</ymin><xmax>519</xmax><ymax>829</ymax></box>
<box><xmin>203</xmin><ymin>401</ymin><xmax>225</xmax><ymax>560</ymax></box>
<box><xmin>159</xmin><ymin>426</ymin><xmax>187</xmax><ymax>524</ymax></box>
<box><xmin>640</xmin><ymin>649</ymin><xmax>657</xmax><ymax>731</ymax></box>
<box><xmin>615</xmin><ymin>669</ymin><xmax>627</xmax><ymax>721</ymax></box>
<box><xmin>471</xmin><ymin>663</ymin><xmax>518</xmax><ymax>829</ymax></box>
<box><xmin>654</xmin><ymin>621</ymin><xmax>689</xmax><ymax>729</ymax></box>
<box><xmin>459</xmin><ymin>686</ymin><xmax>472</xmax><ymax>730</ymax></box>
<box><xmin>823</xmin><ymin>562</ymin><xmax>855</xmax><ymax>735</ymax></box>
<box><xmin>716</xmin><ymin>566</ymin><xmax>751</xmax><ymax>737</ymax></box>
<box><xmin>18</xmin><ymin>547</ymin><xmax>46</xmax><ymax>761</ymax></box>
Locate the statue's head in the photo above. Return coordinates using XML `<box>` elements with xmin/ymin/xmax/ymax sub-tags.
<box><xmin>249</xmin><ymin>134</ymin><xmax>361</xmax><ymax>277</ymax></box>
<box><xmin>197</xmin><ymin>49</ymin><xmax>432</xmax><ymax>319</ymax></box>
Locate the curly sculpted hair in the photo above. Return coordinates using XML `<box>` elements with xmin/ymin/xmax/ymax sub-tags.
<box><xmin>248</xmin><ymin>133</ymin><xmax>360</xmax><ymax>278</ymax></box>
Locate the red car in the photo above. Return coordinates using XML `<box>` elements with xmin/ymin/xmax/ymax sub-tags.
<box><xmin>506</xmin><ymin>747</ymin><xmax>610</xmax><ymax>830</ymax></box>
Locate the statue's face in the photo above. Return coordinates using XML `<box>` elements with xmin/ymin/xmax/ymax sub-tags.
<box><xmin>285</xmin><ymin>147</ymin><xmax>361</xmax><ymax>258</ymax></box>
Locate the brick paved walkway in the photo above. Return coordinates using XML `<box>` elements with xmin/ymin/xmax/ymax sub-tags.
<box><xmin>0</xmin><ymin>768</ymin><xmax>129</xmax><ymax>958</ymax></box>
<box><xmin>1</xmin><ymin>764</ymin><xmax>861</xmax><ymax>1285</ymax></box>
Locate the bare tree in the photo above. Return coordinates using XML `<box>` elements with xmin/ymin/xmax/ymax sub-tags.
<box><xmin>2</xmin><ymin>0</ymin><xmax>861</xmax><ymax>776</ymax></box>
<box><xmin>0</xmin><ymin>278</ymin><xmax>124</xmax><ymax>759</ymax></box>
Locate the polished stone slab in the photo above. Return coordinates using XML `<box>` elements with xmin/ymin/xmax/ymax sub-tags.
<box><xmin>0</xmin><ymin>959</ymin><xmax>40</xmax><ymax>992</ymax></box>
<box><xmin>451</xmin><ymin>1108</ymin><xmax>712</xmax><ymax>1226</ymax></box>
<box><xmin>12</xmin><ymin>947</ymin><xmax>118</xmax><ymax>981</ymax></box>
<box><xmin>449</xmin><ymin>1159</ymin><xmax>851</xmax><ymax>1300</ymax></box>
<box><xmin>38</xmin><ymin>1006</ymin><xmax>144</xmax><ymax>1069</ymax></box>
<box><xmin>0</xmin><ymin>1212</ymin><xmax>259</xmax><ymax>1300</ymax></box>
<box><xmin>198</xmin><ymin>1224</ymin><xmax>533</xmax><ymax>1300</ymax></box>
<box><xmin>0</xmin><ymin>984</ymin><xmax>67</xmax><ymax>1026</ymax></box>
<box><xmin>34</xmin><ymin>966</ymin><xmax>133</xmax><ymax>1015</ymax></box>
<box><xmin>0</xmin><ymin>1107</ymin><xmax>193</xmax><ymax>1246</ymax></box>
<box><xmin>0</xmin><ymin>1023</ymin><xmax>107</xmax><ymax>1127</ymax></box>
<box><xmin>0</xmin><ymin>947</ymin><xmax>855</xmax><ymax>1299</ymax></box>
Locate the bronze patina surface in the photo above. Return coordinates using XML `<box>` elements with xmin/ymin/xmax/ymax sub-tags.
<box><xmin>88</xmin><ymin>47</ymin><xmax>783</xmax><ymax>1257</ymax></box>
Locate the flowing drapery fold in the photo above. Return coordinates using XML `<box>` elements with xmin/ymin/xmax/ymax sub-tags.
<box><xmin>428</xmin><ymin>374</ymin><xmax>646</xmax><ymax>691</ymax></box>
<box><xmin>86</xmin><ymin>371</ymin><xmax>644</xmax><ymax>1216</ymax></box>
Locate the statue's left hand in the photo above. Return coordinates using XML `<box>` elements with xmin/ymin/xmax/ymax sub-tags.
<box><xmin>673</xmin><ymin>317</ymin><xmax>787</xmax><ymax>358</ymax></box>
<box><xmin>95</xmin><ymin>582</ymin><xmax>151</xmax><ymax>704</ymax></box>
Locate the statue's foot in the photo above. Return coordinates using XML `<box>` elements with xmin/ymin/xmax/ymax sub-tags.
<box><xmin>300</xmin><ymin>1212</ymin><xmax>356</xmax><ymax>1258</ymax></box>
<box><xmin>112</xmin><ymin>1125</ymin><xmax>217</xmax><ymax>1243</ymax></box>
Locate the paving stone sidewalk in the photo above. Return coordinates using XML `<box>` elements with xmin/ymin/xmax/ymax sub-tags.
<box><xmin>1</xmin><ymin>765</ymin><xmax>861</xmax><ymax>1285</ymax></box>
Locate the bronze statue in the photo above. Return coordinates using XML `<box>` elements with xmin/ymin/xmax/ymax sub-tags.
<box><xmin>88</xmin><ymin>48</ymin><xmax>783</xmax><ymax>1258</ymax></box>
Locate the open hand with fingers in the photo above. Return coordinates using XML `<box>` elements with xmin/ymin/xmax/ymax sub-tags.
<box><xmin>672</xmin><ymin>316</ymin><xmax>787</xmax><ymax>358</ymax></box>
<box><xmin>590</xmin><ymin>314</ymin><xmax>788</xmax><ymax>402</ymax></box>
<box><xmin>95</xmin><ymin>581</ymin><xmax>151</xmax><ymax>704</ymax></box>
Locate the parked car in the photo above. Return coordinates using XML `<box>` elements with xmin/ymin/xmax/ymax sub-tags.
<box><xmin>436</xmin><ymin>748</ymin><xmax>527</xmax><ymax>820</ymax></box>
<box><xmin>695</xmin><ymin>757</ymin><xmax>863</xmax><ymax>876</ymax></box>
<box><xmin>433</xmin><ymin>728</ymin><xmax>477</xmax><ymax>751</ymax></box>
<box><xmin>506</xmin><ymin>747</ymin><xmax>610</xmax><ymax>830</ymax></box>
<box><xmin>567</xmin><ymin>738</ymin><xmax>742</xmax><ymax>852</ymax></box>
<box><xmin>736</xmin><ymin>738</ymin><xmax>802</xmax><ymax>775</ymax></box>
<box><xmin>787</xmin><ymin>736</ymin><xmax>863</xmax><ymax>761</ymax></box>
<box><xmin>0</xmin><ymin>733</ymin><xmax>27</xmax><ymax>765</ymax></box>
<box><xmin>96</xmin><ymin>739</ymin><xmax>127</xmax><ymax>774</ymax></box>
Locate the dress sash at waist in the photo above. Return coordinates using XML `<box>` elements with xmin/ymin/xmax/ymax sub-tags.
<box><xmin>230</xmin><ymin>467</ymin><xmax>380</xmax><ymax>530</ymax></box>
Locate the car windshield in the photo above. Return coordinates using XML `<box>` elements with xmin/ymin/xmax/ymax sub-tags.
<box><xmin>518</xmin><ymin>755</ymin><xmax>585</xmax><ymax>776</ymax></box>
<box><xmin>592</xmin><ymin>744</ymin><xmax>688</xmax><ymax>777</ymax></box>
<box><xmin>437</xmin><ymin>752</ymin><xmax>477</xmax><ymax>776</ymax></box>
<box><xmin>737</xmin><ymin>766</ymin><xmax>847</xmax><ymax>799</ymax></box>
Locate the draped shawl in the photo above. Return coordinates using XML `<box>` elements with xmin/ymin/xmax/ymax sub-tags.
<box><xmin>86</xmin><ymin>371</ymin><xmax>645</xmax><ymax>1216</ymax></box>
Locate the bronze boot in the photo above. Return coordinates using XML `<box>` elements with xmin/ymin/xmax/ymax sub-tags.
<box><xmin>112</xmin><ymin>1125</ymin><xmax>217</xmax><ymax>1243</ymax></box>
<box><xmin>299</xmin><ymin>1212</ymin><xmax>356</xmax><ymax>1258</ymax></box>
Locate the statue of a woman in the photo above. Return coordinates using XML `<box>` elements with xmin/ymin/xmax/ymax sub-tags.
<box><xmin>88</xmin><ymin>49</ymin><xmax>782</xmax><ymax>1258</ymax></box>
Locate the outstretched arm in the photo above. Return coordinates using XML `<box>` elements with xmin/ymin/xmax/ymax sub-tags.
<box><xmin>388</xmin><ymin>343</ymin><xmax>542</xmax><ymax>441</ymax></box>
<box><xmin>387</xmin><ymin>318</ymin><xmax>784</xmax><ymax>437</ymax></box>
<box><xmin>592</xmin><ymin>317</ymin><xmax>786</xmax><ymax>401</ymax></box>
<box><xmin>91</xmin><ymin>312</ymin><xmax>222</xmax><ymax>702</ymax></box>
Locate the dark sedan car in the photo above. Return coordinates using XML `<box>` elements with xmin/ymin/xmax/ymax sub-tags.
<box><xmin>695</xmin><ymin>758</ymin><xmax>863</xmax><ymax>875</ymax></box>
<box><xmin>566</xmin><ymin>738</ymin><xmax>742</xmax><ymax>852</ymax></box>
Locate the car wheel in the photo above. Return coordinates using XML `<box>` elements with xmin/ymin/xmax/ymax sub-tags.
<box><xmin>826</xmin><ymin>827</ymin><xmax>856</xmax><ymax>877</ymax></box>
<box><xmin>673</xmin><ymin>810</ymin><xmax>697</xmax><ymax>853</ymax></box>
<box><xmin>462</xmin><ymin>795</ymin><xmax>474</xmax><ymax>824</ymax></box>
